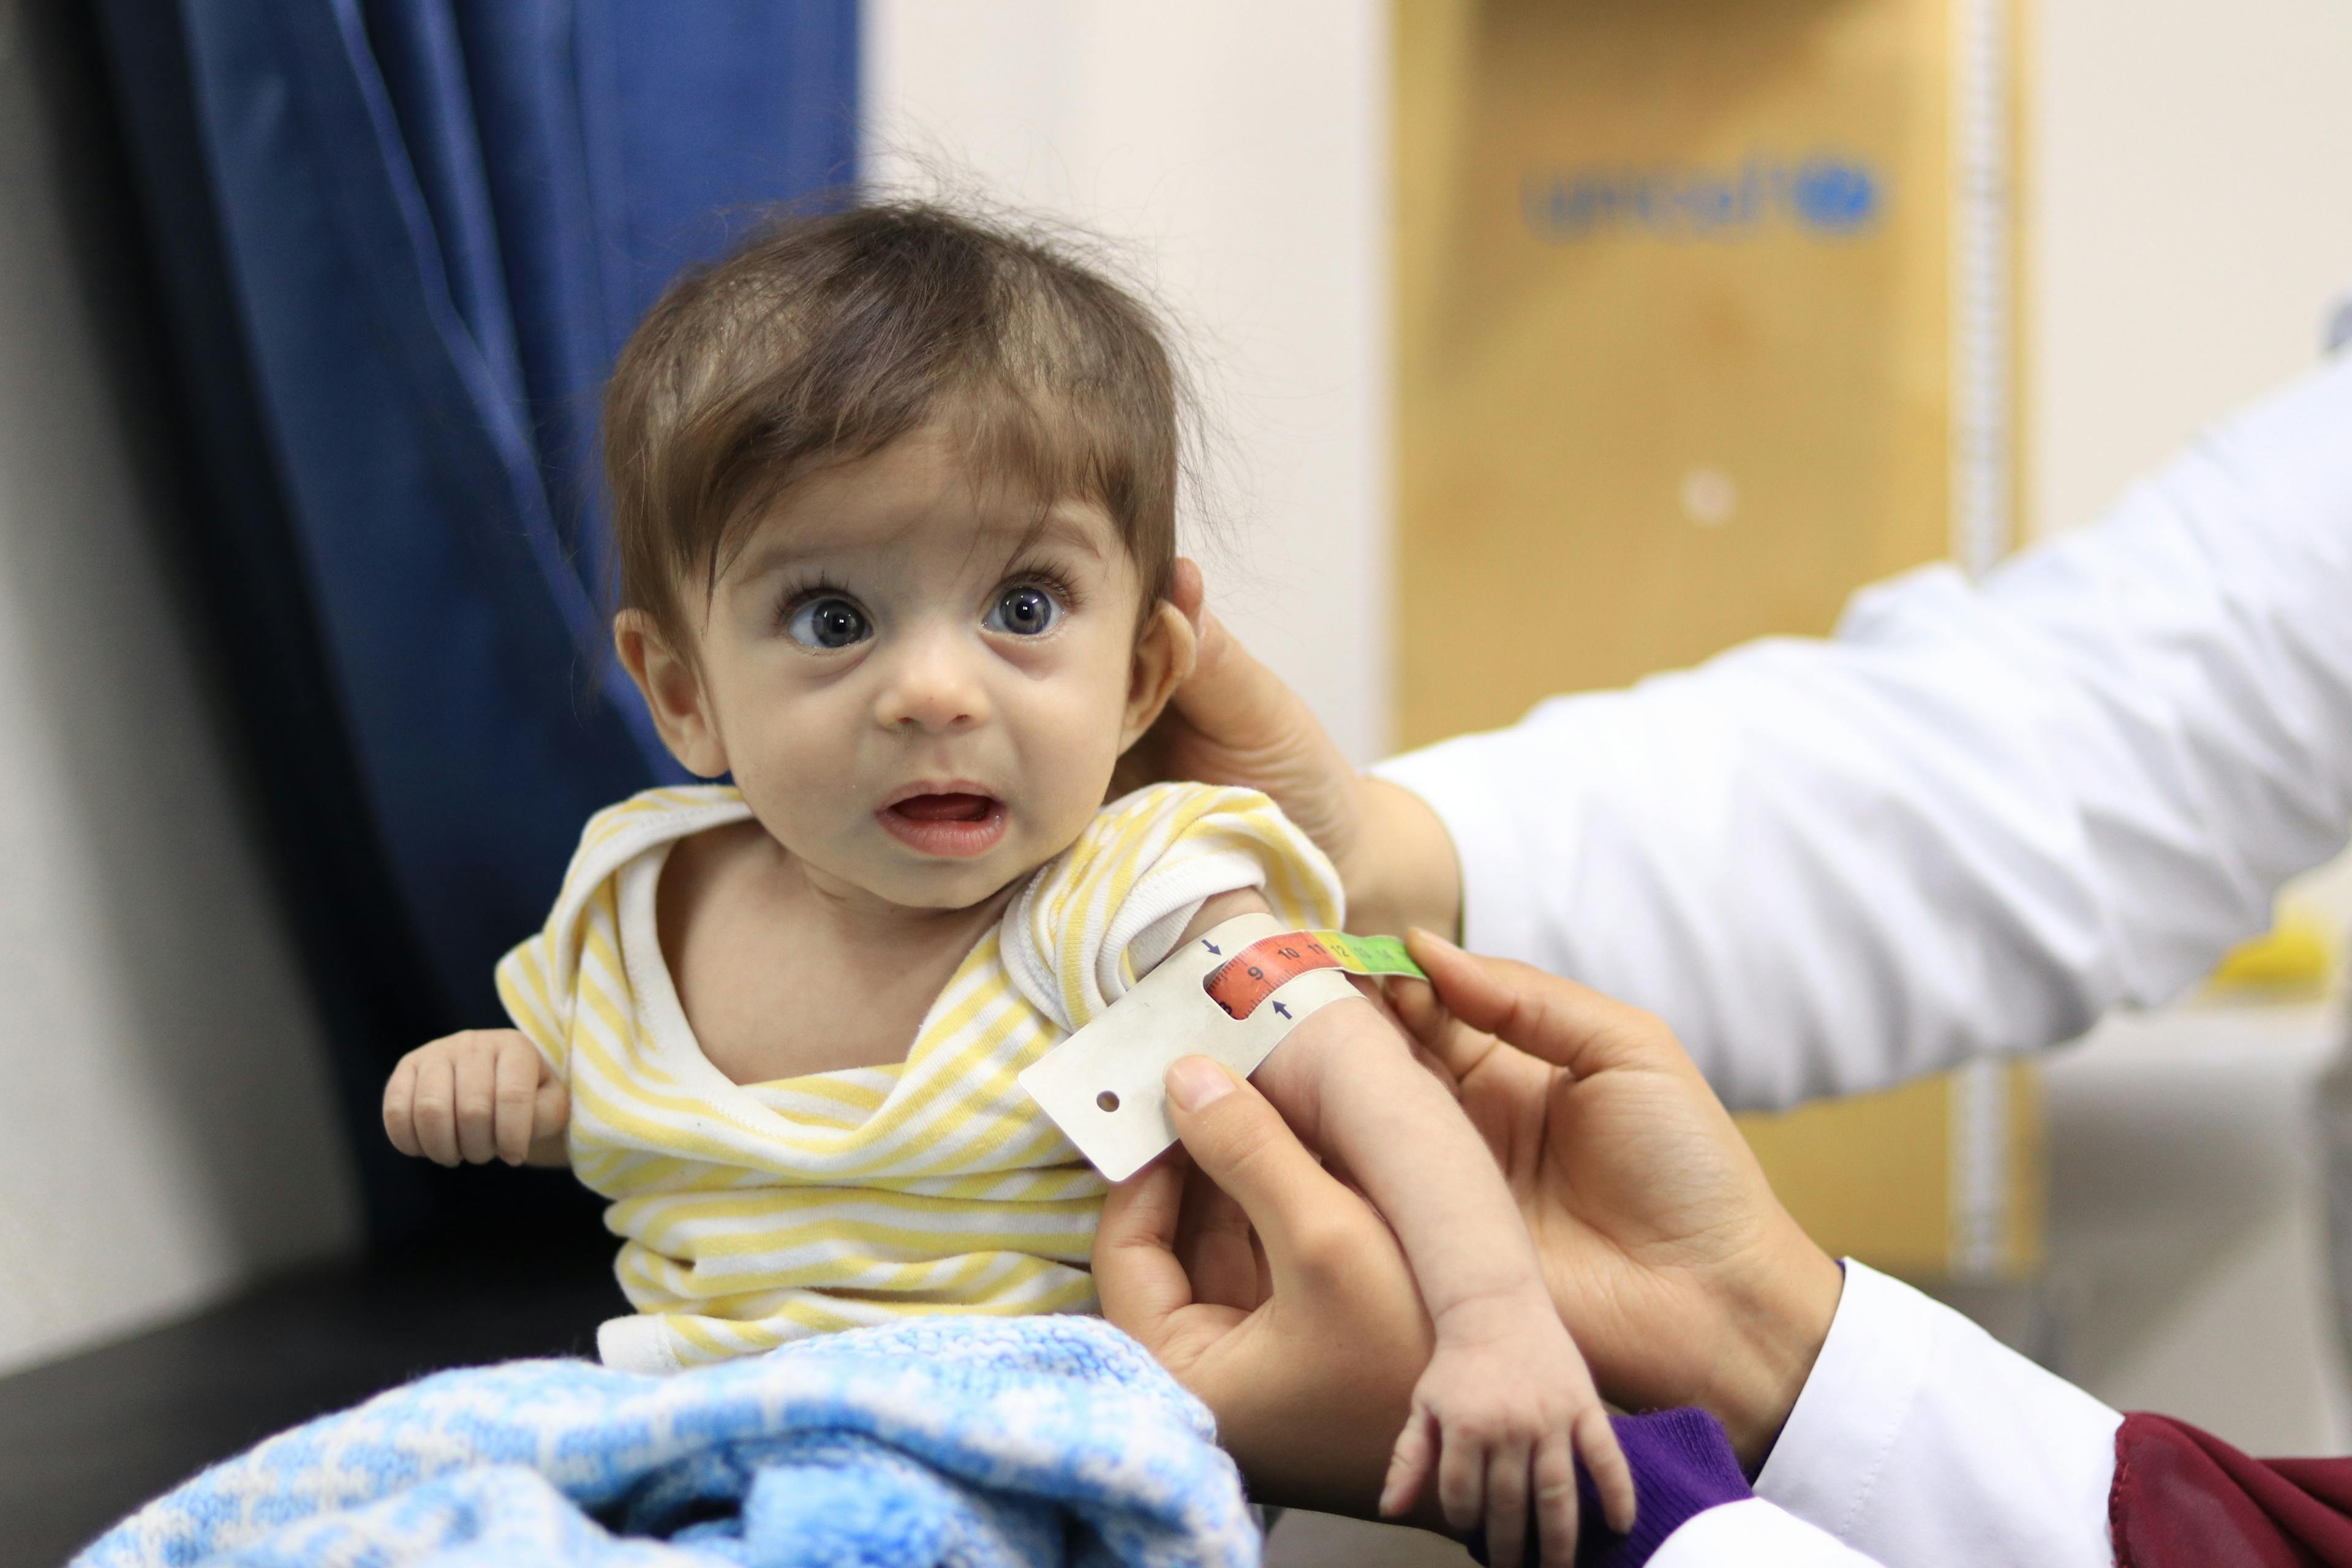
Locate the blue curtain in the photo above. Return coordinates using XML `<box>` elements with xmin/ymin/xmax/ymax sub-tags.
<box><xmin>95</xmin><ymin>1</ymin><xmax>857</xmax><ymax>1241</ymax></box>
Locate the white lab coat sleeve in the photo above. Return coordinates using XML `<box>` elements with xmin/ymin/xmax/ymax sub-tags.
<box><xmin>1651</xmin><ymin>1499</ymin><xmax>1894</xmax><ymax>1567</ymax></box>
<box><xmin>1754</xmin><ymin>1261</ymin><xmax>2121</xmax><ymax>1568</ymax></box>
<box><xmin>1374</xmin><ymin>354</ymin><xmax>2352</xmax><ymax>1109</ymax></box>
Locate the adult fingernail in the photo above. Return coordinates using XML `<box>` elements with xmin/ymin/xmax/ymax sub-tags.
<box><xmin>1407</xmin><ymin>926</ymin><xmax>1461</xmax><ymax>954</ymax></box>
<box><xmin>1165</xmin><ymin>1056</ymin><xmax>1235</xmax><ymax>1113</ymax></box>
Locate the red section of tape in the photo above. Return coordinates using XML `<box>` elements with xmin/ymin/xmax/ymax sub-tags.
<box><xmin>1203</xmin><ymin>933</ymin><xmax>1345</xmax><ymax>1019</ymax></box>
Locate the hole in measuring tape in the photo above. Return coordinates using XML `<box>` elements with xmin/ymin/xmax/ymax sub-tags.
<box><xmin>1096</xmin><ymin>1090</ymin><xmax>1120</xmax><ymax>1113</ymax></box>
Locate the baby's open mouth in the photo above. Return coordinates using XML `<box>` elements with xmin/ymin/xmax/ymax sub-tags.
<box><xmin>889</xmin><ymin>793</ymin><xmax>995</xmax><ymax>823</ymax></box>
<box><xmin>877</xmin><ymin>791</ymin><xmax>1008</xmax><ymax>858</ymax></box>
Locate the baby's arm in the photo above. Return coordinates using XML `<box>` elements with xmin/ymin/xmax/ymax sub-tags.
<box><xmin>382</xmin><ymin>1029</ymin><xmax>569</xmax><ymax>1168</ymax></box>
<box><xmin>1177</xmin><ymin>893</ymin><xmax>1632</xmax><ymax>1566</ymax></box>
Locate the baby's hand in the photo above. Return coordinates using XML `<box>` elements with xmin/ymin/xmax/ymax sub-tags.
<box><xmin>382</xmin><ymin>1029</ymin><xmax>567</xmax><ymax>1167</ymax></box>
<box><xmin>1379</xmin><ymin>1289</ymin><xmax>1635</xmax><ymax>1568</ymax></box>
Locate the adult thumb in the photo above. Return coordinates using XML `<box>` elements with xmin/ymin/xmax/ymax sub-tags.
<box><xmin>1163</xmin><ymin>1056</ymin><xmax>1352</xmax><ymax>1273</ymax></box>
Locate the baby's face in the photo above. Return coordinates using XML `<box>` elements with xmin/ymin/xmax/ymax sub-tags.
<box><xmin>635</xmin><ymin>425</ymin><xmax>1183</xmax><ymax>912</ymax></box>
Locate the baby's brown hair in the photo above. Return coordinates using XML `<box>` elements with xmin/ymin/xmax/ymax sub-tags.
<box><xmin>604</xmin><ymin>200</ymin><xmax>1183</xmax><ymax>650</ymax></box>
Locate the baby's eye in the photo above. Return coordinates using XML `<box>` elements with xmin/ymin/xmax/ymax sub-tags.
<box><xmin>784</xmin><ymin>595</ymin><xmax>872</xmax><ymax>650</ymax></box>
<box><xmin>985</xmin><ymin>583</ymin><xmax>1062</xmax><ymax>638</ymax></box>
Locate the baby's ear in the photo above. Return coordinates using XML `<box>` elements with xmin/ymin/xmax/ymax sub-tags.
<box><xmin>613</xmin><ymin>610</ymin><xmax>729</xmax><ymax>777</ymax></box>
<box><xmin>1118</xmin><ymin>597</ymin><xmax>1199</xmax><ymax>752</ymax></box>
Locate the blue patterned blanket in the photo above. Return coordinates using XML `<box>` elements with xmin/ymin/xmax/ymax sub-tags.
<box><xmin>73</xmin><ymin>1314</ymin><xmax>1260</xmax><ymax>1568</ymax></box>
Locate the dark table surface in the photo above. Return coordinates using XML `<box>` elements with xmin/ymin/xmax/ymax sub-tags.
<box><xmin>0</xmin><ymin>1236</ymin><xmax>619</xmax><ymax>1567</ymax></box>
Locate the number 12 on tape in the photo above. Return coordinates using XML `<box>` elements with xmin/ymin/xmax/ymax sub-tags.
<box><xmin>1017</xmin><ymin>916</ymin><xmax>1427</xmax><ymax>1181</ymax></box>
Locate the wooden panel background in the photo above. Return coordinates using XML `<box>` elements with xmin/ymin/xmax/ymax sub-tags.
<box><xmin>1393</xmin><ymin>0</ymin><xmax>2039</xmax><ymax>1277</ymax></box>
<box><xmin>1397</xmin><ymin>0</ymin><xmax>1957</xmax><ymax>741</ymax></box>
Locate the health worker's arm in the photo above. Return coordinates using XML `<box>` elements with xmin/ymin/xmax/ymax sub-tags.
<box><xmin>1101</xmin><ymin>938</ymin><xmax>2122</xmax><ymax>1568</ymax></box>
<box><xmin>1376</xmin><ymin>353</ymin><xmax>2352</xmax><ymax>1110</ymax></box>
<box><xmin>1754</xmin><ymin>1261</ymin><xmax>2120</xmax><ymax>1568</ymax></box>
<box><xmin>1099</xmin><ymin>1058</ymin><xmax>1896</xmax><ymax>1568</ymax></box>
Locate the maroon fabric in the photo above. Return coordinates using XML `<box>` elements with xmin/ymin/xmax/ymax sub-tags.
<box><xmin>2112</xmin><ymin>1412</ymin><xmax>2352</xmax><ymax>1567</ymax></box>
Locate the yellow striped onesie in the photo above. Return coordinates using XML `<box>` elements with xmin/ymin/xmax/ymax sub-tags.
<box><xmin>496</xmin><ymin>780</ymin><xmax>1341</xmax><ymax>1374</ymax></box>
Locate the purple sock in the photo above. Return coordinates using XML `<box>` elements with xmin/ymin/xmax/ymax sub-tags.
<box><xmin>1464</xmin><ymin>1407</ymin><xmax>1752</xmax><ymax>1567</ymax></box>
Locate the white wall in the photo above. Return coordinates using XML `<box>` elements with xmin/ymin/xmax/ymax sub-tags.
<box><xmin>0</xmin><ymin>2</ymin><xmax>358</xmax><ymax>1376</ymax></box>
<box><xmin>2029</xmin><ymin>0</ymin><xmax>2352</xmax><ymax>1455</ymax></box>
<box><xmin>863</xmin><ymin>0</ymin><xmax>1393</xmax><ymax>763</ymax></box>
<box><xmin>2030</xmin><ymin>0</ymin><xmax>2352</xmax><ymax>540</ymax></box>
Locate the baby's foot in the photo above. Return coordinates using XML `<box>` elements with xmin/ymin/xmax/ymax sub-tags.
<box><xmin>1378</xmin><ymin>1292</ymin><xmax>1635</xmax><ymax>1568</ymax></box>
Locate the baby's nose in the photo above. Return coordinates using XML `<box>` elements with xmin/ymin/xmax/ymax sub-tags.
<box><xmin>873</xmin><ymin>632</ymin><xmax>989</xmax><ymax>733</ymax></box>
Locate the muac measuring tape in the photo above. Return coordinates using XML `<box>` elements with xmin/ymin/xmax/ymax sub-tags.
<box><xmin>1200</xmin><ymin>927</ymin><xmax>1425</xmax><ymax>1018</ymax></box>
<box><xmin>1017</xmin><ymin>913</ymin><xmax>1427</xmax><ymax>1181</ymax></box>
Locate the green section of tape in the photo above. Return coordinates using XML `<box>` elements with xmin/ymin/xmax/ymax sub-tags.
<box><xmin>1309</xmin><ymin>930</ymin><xmax>1426</xmax><ymax>981</ymax></box>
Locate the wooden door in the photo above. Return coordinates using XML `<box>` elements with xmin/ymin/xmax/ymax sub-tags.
<box><xmin>1394</xmin><ymin>0</ymin><xmax>2039</xmax><ymax>1279</ymax></box>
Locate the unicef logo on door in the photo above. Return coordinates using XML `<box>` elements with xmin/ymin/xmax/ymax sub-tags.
<box><xmin>1523</xmin><ymin>153</ymin><xmax>1885</xmax><ymax>243</ymax></box>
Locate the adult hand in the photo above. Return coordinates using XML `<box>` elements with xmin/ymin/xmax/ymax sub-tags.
<box><xmin>1113</xmin><ymin>559</ymin><xmax>1463</xmax><ymax>938</ymax></box>
<box><xmin>1099</xmin><ymin>930</ymin><xmax>1845</xmax><ymax>1510</ymax></box>
<box><xmin>1393</xmin><ymin>931</ymin><xmax>1844</xmax><ymax>1470</ymax></box>
<box><xmin>1093</xmin><ymin>1055</ymin><xmax>1439</xmax><ymax>1520</ymax></box>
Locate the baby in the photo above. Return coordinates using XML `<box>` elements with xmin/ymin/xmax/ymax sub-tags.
<box><xmin>381</xmin><ymin>202</ymin><xmax>1631</xmax><ymax>1564</ymax></box>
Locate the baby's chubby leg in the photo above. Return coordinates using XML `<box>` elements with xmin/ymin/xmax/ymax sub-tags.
<box><xmin>1249</xmin><ymin>995</ymin><xmax>1636</xmax><ymax>1567</ymax></box>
